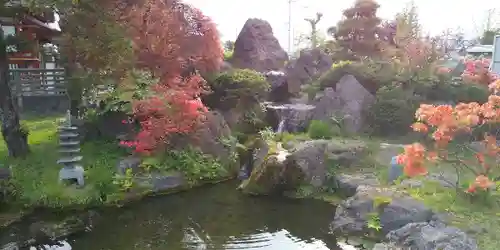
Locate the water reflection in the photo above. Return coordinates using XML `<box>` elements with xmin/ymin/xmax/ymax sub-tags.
<box><xmin>3</xmin><ymin>182</ymin><xmax>359</xmax><ymax>250</ymax></box>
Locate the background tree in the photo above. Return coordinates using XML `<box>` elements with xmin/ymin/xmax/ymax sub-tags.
<box><xmin>333</xmin><ymin>0</ymin><xmax>382</xmax><ymax>59</ymax></box>
<box><xmin>480</xmin><ymin>29</ymin><xmax>500</xmax><ymax>45</ymax></box>
<box><xmin>394</xmin><ymin>1</ymin><xmax>420</xmax><ymax>42</ymax></box>
<box><xmin>0</xmin><ymin>0</ymin><xmax>49</xmax><ymax>157</ymax></box>
<box><xmin>304</xmin><ymin>12</ymin><xmax>323</xmax><ymax>49</ymax></box>
<box><xmin>478</xmin><ymin>8</ymin><xmax>499</xmax><ymax>45</ymax></box>
<box><xmin>223</xmin><ymin>40</ymin><xmax>234</xmax><ymax>52</ymax></box>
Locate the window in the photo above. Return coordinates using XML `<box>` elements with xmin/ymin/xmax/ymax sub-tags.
<box><xmin>1</xmin><ymin>25</ymin><xmax>16</xmax><ymax>37</ymax></box>
<box><xmin>2</xmin><ymin>25</ymin><xmax>17</xmax><ymax>52</ymax></box>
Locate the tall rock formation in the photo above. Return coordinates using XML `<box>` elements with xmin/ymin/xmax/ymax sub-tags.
<box><xmin>231</xmin><ymin>19</ymin><xmax>288</xmax><ymax>72</ymax></box>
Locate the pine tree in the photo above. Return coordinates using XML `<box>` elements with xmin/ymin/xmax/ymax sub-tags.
<box><xmin>334</xmin><ymin>0</ymin><xmax>382</xmax><ymax>59</ymax></box>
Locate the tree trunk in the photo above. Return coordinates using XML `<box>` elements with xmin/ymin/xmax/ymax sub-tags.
<box><xmin>0</xmin><ymin>29</ymin><xmax>30</xmax><ymax>157</ymax></box>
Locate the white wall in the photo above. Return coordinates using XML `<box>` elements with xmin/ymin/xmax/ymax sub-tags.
<box><xmin>492</xmin><ymin>35</ymin><xmax>500</xmax><ymax>75</ymax></box>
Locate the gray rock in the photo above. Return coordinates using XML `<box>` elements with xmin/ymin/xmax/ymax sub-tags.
<box><xmin>265</xmin><ymin>103</ymin><xmax>315</xmax><ymax>133</ymax></box>
<box><xmin>265</xmin><ymin>71</ymin><xmax>290</xmax><ymax>103</ymax></box>
<box><xmin>286</xmin><ymin>48</ymin><xmax>333</xmax><ymax>95</ymax></box>
<box><xmin>289</xmin><ymin>139</ymin><xmax>366</xmax><ymax>187</ymax></box>
<box><xmin>231</xmin><ymin>18</ymin><xmax>288</xmax><ymax>72</ymax></box>
<box><xmin>311</xmin><ymin>75</ymin><xmax>375</xmax><ymax>133</ymax></box>
<box><xmin>400</xmin><ymin>173</ymin><xmax>458</xmax><ymax>189</ymax></box>
<box><xmin>372</xmin><ymin>243</ymin><xmax>402</xmax><ymax>250</ymax></box>
<box><xmin>334</xmin><ymin>173</ymin><xmax>380</xmax><ymax>197</ymax></box>
<box><xmin>0</xmin><ymin>167</ymin><xmax>11</xmax><ymax>180</ymax></box>
<box><xmin>386</xmin><ymin>221</ymin><xmax>478</xmax><ymax>250</ymax></box>
<box><xmin>331</xmin><ymin>186</ymin><xmax>434</xmax><ymax>235</ymax></box>
<box><xmin>239</xmin><ymin>143</ymin><xmax>304</xmax><ymax>195</ymax></box>
<box><xmin>186</xmin><ymin>111</ymin><xmax>236</xmax><ymax>168</ymax></box>
<box><xmin>136</xmin><ymin>172</ymin><xmax>186</xmax><ymax>193</ymax></box>
<box><xmin>116</xmin><ymin>156</ymin><xmax>142</xmax><ymax>175</ymax></box>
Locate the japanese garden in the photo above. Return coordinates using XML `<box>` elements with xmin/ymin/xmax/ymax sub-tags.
<box><xmin>0</xmin><ymin>0</ymin><xmax>499</xmax><ymax>249</ymax></box>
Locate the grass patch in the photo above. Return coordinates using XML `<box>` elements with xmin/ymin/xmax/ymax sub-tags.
<box><xmin>403</xmin><ymin>181</ymin><xmax>500</xmax><ymax>250</ymax></box>
<box><xmin>0</xmin><ymin>115</ymin><xmax>127</xmax><ymax>208</ymax></box>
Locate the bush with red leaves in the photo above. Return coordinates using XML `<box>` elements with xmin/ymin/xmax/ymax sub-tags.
<box><xmin>117</xmin><ymin>0</ymin><xmax>223</xmax><ymax>154</ymax></box>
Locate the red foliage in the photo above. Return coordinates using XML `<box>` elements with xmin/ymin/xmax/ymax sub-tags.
<box><xmin>117</xmin><ymin>0</ymin><xmax>223</xmax><ymax>154</ymax></box>
<box><xmin>461</xmin><ymin>58</ymin><xmax>498</xmax><ymax>86</ymax></box>
<box><xmin>120</xmin><ymin>0</ymin><xmax>223</xmax><ymax>80</ymax></box>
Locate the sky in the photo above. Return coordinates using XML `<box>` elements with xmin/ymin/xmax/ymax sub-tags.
<box><xmin>184</xmin><ymin>0</ymin><xmax>500</xmax><ymax>52</ymax></box>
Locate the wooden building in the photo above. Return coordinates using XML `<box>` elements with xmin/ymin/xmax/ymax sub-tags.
<box><xmin>1</xmin><ymin>6</ymin><xmax>61</xmax><ymax>69</ymax></box>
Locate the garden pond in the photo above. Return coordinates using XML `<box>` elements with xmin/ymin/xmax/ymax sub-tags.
<box><xmin>0</xmin><ymin>182</ymin><xmax>365</xmax><ymax>250</ymax></box>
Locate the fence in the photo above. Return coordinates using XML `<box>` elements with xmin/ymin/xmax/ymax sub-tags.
<box><xmin>8</xmin><ymin>68</ymin><xmax>69</xmax><ymax>113</ymax></box>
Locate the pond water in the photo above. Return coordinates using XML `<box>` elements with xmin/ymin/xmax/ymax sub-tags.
<box><xmin>0</xmin><ymin>182</ymin><xmax>361</xmax><ymax>250</ymax></box>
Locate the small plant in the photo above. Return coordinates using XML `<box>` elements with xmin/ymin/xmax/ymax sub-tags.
<box><xmin>296</xmin><ymin>184</ymin><xmax>315</xmax><ymax>197</ymax></box>
<box><xmin>366</xmin><ymin>196</ymin><xmax>391</xmax><ymax>232</ymax></box>
<box><xmin>140</xmin><ymin>156</ymin><xmax>163</xmax><ymax>172</ymax></box>
<box><xmin>112</xmin><ymin>168</ymin><xmax>135</xmax><ymax>192</ymax></box>
<box><xmin>163</xmin><ymin>149</ymin><xmax>228</xmax><ymax>184</ymax></box>
<box><xmin>307</xmin><ymin>120</ymin><xmax>334</xmax><ymax>139</ymax></box>
<box><xmin>366</xmin><ymin>213</ymin><xmax>382</xmax><ymax>231</ymax></box>
<box><xmin>259</xmin><ymin>127</ymin><xmax>276</xmax><ymax>142</ymax></box>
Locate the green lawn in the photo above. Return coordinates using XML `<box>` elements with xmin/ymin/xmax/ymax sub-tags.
<box><xmin>0</xmin><ymin>116</ymin><xmax>127</xmax><ymax>208</ymax></box>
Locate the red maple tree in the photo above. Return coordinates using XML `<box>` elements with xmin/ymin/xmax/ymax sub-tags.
<box><xmin>117</xmin><ymin>0</ymin><xmax>223</xmax><ymax>154</ymax></box>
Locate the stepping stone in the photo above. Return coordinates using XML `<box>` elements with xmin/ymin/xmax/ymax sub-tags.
<box><xmin>57</xmin><ymin>156</ymin><xmax>83</xmax><ymax>164</ymax></box>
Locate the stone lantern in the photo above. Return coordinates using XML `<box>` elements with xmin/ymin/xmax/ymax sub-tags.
<box><xmin>57</xmin><ymin>111</ymin><xmax>84</xmax><ymax>186</ymax></box>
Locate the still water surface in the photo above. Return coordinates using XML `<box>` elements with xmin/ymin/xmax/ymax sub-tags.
<box><xmin>1</xmin><ymin>182</ymin><xmax>359</xmax><ymax>250</ymax></box>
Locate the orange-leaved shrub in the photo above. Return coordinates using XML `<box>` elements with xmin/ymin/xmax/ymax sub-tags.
<box><xmin>396</xmin><ymin>77</ymin><xmax>500</xmax><ymax>198</ymax></box>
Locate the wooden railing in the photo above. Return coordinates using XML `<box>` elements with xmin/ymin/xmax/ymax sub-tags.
<box><xmin>9</xmin><ymin>68</ymin><xmax>67</xmax><ymax>96</ymax></box>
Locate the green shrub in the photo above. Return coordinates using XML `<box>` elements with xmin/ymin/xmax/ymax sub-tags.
<box><xmin>317</xmin><ymin>59</ymin><xmax>396</xmax><ymax>94</ymax></box>
<box><xmin>203</xmin><ymin>69</ymin><xmax>270</xmax><ymax>111</ymax></box>
<box><xmin>142</xmin><ymin>148</ymin><xmax>228</xmax><ymax>184</ymax></box>
<box><xmin>414</xmin><ymin>81</ymin><xmax>489</xmax><ymax>104</ymax></box>
<box><xmin>224</xmin><ymin>50</ymin><xmax>233</xmax><ymax>61</ymax></box>
<box><xmin>308</xmin><ymin>120</ymin><xmax>334</xmax><ymax>139</ymax></box>
<box><xmin>365</xmin><ymin>98</ymin><xmax>420</xmax><ymax>137</ymax></box>
<box><xmin>453</xmin><ymin>84</ymin><xmax>489</xmax><ymax>104</ymax></box>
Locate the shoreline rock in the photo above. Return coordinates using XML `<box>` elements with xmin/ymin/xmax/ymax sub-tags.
<box><xmin>330</xmin><ymin>172</ymin><xmax>479</xmax><ymax>250</ymax></box>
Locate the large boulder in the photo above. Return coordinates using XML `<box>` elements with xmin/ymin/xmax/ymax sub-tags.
<box><xmin>238</xmin><ymin>142</ymin><xmax>304</xmax><ymax>195</ymax></box>
<box><xmin>288</xmin><ymin>139</ymin><xmax>367</xmax><ymax>187</ymax></box>
<box><xmin>286</xmin><ymin>48</ymin><xmax>333</xmax><ymax>95</ymax></box>
<box><xmin>331</xmin><ymin>186</ymin><xmax>434</xmax><ymax>236</ymax></box>
<box><xmin>265</xmin><ymin>71</ymin><xmax>291</xmax><ymax>103</ymax></box>
<box><xmin>386</xmin><ymin>221</ymin><xmax>478</xmax><ymax>250</ymax></box>
<box><xmin>239</xmin><ymin>138</ymin><xmax>366</xmax><ymax>195</ymax></box>
<box><xmin>231</xmin><ymin>18</ymin><xmax>288</xmax><ymax>72</ymax></box>
<box><xmin>187</xmin><ymin>111</ymin><xmax>237</xmax><ymax>168</ymax></box>
<box><xmin>311</xmin><ymin>75</ymin><xmax>375</xmax><ymax>133</ymax></box>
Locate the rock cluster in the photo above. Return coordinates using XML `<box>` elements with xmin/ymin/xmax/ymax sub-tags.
<box><xmin>330</xmin><ymin>173</ymin><xmax>478</xmax><ymax>250</ymax></box>
<box><xmin>238</xmin><ymin>139</ymin><xmax>367</xmax><ymax>194</ymax></box>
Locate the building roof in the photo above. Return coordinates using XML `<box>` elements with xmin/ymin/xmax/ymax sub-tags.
<box><xmin>466</xmin><ymin>45</ymin><xmax>493</xmax><ymax>53</ymax></box>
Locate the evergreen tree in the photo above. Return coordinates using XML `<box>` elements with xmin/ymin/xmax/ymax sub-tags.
<box><xmin>334</xmin><ymin>0</ymin><xmax>382</xmax><ymax>59</ymax></box>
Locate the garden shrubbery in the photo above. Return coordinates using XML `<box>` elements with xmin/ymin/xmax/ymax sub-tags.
<box><xmin>307</xmin><ymin>120</ymin><xmax>334</xmax><ymax>139</ymax></box>
<box><xmin>203</xmin><ymin>69</ymin><xmax>270</xmax><ymax>111</ymax></box>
